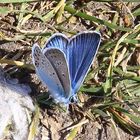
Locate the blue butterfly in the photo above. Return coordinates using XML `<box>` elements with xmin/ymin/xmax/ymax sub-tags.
<box><xmin>32</xmin><ymin>31</ymin><xmax>101</xmax><ymax>105</ymax></box>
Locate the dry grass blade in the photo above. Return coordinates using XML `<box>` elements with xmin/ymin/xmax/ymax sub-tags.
<box><xmin>0</xmin><ymin>59</ymin><xmax>34</xmax><ymax>70</ymax></box>
<box><xmin>0</xmin><ymin>0</ymin><xmax>38</xmax><ymax>3</ymax></box>
<box><xmin>28</xmin><ymin>105</ymin><xmax>40</xmax><ymax>140</ymax></box>
<box><xmin>104</xmin><ymin>32</ymin><xmax>130</xmax><ymax>93</ymax></box>
<box><xmin>66</xmin><ymin>118</ymin><xmax>89</xmax><ymax>140</ymax></box>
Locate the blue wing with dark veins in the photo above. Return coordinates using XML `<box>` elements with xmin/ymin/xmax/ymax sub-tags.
<box><xmin>68</xmin><ymin>31</ymin><xmax>101</xmax><ymax>93</ymax></box>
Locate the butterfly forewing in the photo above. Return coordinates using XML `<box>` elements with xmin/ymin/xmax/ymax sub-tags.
<box><xmin>68</xmin><ymin>32</ymin><xmax>101</xmax><ymax>93</ymax></box>
<box><xmin>44</xmin><ymin>48</ymin><xmax>71</xmax><ymax>98</ymax></box>
<box><xmin>32</xmin><ymin>44</ymin><xmax>69</xmax><ymax>102</ymax></box>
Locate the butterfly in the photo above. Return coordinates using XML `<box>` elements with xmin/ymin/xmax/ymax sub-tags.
<box><xmin>32</xmin><ymin>31</ymin><xmax>101</xmax><ymax>105</ymax></box>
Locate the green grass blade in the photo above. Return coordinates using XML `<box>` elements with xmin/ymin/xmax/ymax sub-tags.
<box><xmin>64</xmin><ymin>5</ymin><xmax>132</xmax><ymax>32</ymax></box>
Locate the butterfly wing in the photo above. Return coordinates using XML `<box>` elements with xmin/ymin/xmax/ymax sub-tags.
<box><xmin>68</xmin><ymin>31</ymin><xmax>101</xmax><ymax>93</ymax></box>
<box><xmin>32</xmin><ymin>44</ymin><xmax>70</xmax><ymax>103</ymax></box>
<box><xmin>44</xmin><ymin>48</ymin><xmax>71</xmax><ymax>98</ymax></box>
<box><xmin>42</xmin><ymin>33</ymin><xmax>69</xmax><ymax>59</ymax></box>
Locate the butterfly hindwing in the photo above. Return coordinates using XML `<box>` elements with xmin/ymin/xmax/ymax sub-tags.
<box><xmin>44</xmin><ymin>48</ymin><xmax>71</xmax><ymax>98</ymax></box>
<box><xmin>32</xmin><ymin>44</ymin><xmax>70</xmax><ymax>103</ymax></box>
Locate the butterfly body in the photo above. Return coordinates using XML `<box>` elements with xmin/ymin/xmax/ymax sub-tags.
<box><xmin>32</xmin><ymin>31</ymin><xmax>101</xmax><ymax>105</ymax></box>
